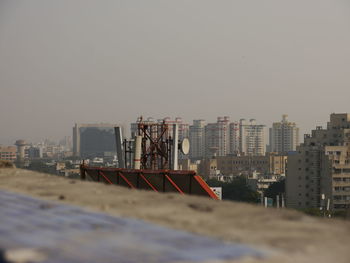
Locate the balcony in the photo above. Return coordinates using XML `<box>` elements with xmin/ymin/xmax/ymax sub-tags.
<box><xmin>333</xmin><ymin>181</ymin><xmax>350</xmax><ymax>186</ymax></box>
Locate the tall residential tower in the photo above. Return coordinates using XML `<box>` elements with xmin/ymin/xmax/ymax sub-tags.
<box><xmin>269</xmin><ymin>115</ymin><xmax>299</xmax><ymax>153</ymax></box>
<box><xmin>189</xmin><ymin>120</ymin><xmax>206</xmax><ymax>160</ymax></box>
<box><xmin>239</xmin><ymin>119</ymin><xmax>265</xmax><ymax>156</ymax></box>
<box><xmin>205</xmin><ymin>117</ymin><xmax>230</xmax><ymax>157</ymax></box>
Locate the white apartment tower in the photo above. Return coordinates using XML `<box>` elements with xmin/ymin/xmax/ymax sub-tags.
<box><xmin>269</xmin><ymin>115</ymin><xmax>299</xmax><ymax>153</ymax></box>
<box><xmin>205</xmin><ymin>117</ymin><xmax>230</xmax><ymax>157</ymax></box>
<box><xmin>239</xmin><ymin>119</ymin><xmax>265</xmax><ymax>156</ymax></box>
<box><xmin>189</xmin><ymin>120</ymin><xmax>206</xmax><ymax>160</ymax></box>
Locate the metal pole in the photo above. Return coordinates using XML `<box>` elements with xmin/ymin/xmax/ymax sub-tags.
<box><xmin>171</xmin><ymin>124</ymin><xmax>179</xmax><ymax>170</ymax></box>
<box><xmin>123</xmin><ymin>139</ymin><xmax>127</xmax><ymax>168</ymax></box>
<box><xmin>114</xmin><ymin>127</ymin><xmax>125</xmax><ymax>168</ymax></box>
<box><xmin>133</xmin><ymin>136</ymin><xmax>142</xmax><ymax>169</ymax></box>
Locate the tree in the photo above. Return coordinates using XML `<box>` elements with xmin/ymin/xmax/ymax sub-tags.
<box><xmin>264</xmin><ymin>179</ymin><xmax>285</xmax><ymax>202</ymax></box>
<box><xmin>27</xmin><ymin>160</ymin><xmax>56</xmax><ymax>175</ymax></box>
<box><xmin>206</xmin><ymin>176</ymin><xmax>259</xmax><ymax>203</ymax></box>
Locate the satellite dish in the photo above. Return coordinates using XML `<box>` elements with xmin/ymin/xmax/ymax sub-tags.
<box><xmin>179</xmin><ymin>138</ymin><xmax>190</xmax><ymax>155</ymax></box>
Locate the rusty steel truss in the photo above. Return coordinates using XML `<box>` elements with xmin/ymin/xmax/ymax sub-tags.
<box><xmin>136</xmin><ymin>118</ymin><xmax>173</xmax><ymax>170</ymax></box>
<box><xmin>80</xmin><ymin>165</ymin><xmax>218</xmax><ymax>200</ymax></box>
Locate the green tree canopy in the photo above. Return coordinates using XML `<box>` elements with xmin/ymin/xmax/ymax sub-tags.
<box><xmin>206</xmin><ymin>176</ymin><xmax>259</xmax><ymax>203</ymax></box>
<box><xmin>264</xmin><ymin>179</ymin><xmax>285</xmax><ymax>201</ymax></box>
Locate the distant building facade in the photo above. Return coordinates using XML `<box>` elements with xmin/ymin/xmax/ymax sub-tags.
<box><xmin>239</xmin><ymin>119</ymin><xmax>265</xmax><ymax>156</ymax></box>
<box><xmin>189</xmin><ymin>120</ymin><xmax>206</xmax><ymax>160</ymax></box>
<box><xmin>204</xmin><ymin>117</ymin><xmax>230</xmax><ymax>157</ymax></box>
<box><xmin>0</xmin><ymin>146</ymin><xmax>16</xmax><ymax>162</ymax></box>
<box><xmin>286</xmin><ymin>113</ymin><xmax>350</xmax><ymax>211</ymax></box>
<box><xmin>131</xmin><ymin>117</ymin><xmax>189</xmax><ymax>140</ymax></box>
<box><xmin>269</xmin><ymin>115</ymin><xmax>299</xmax><ymax>153</ymax></box>
<box><xmin>229</xmin><ymin>122</ymin><xmax>240</xmax><ymax>154</ymax></box>
<box><xmin>27</xmin><ymin>146</ymin><xmax>43</xmax><ymax>159</ymax></box>
<box><xmin>73</xmin><ymin>123</ymin><xmax>120</xmax><ymax>158</ymax></box>
<box><xmin>216</xmin><ymin>153</ymin><xmax>287</xmax><ymax>177</ymax></box>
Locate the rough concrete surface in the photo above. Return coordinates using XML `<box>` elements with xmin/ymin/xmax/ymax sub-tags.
<box><xmin>1</xmin><ymin>168</ymin><xmax>350</xmax><ymax>263</ymax></box>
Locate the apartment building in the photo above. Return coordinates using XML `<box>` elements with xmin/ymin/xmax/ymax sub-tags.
<box><xmin>269</xmin><ymin>115</ymin><xmax>299</xmax><ymax>153</ymax></box>
<box><xmin>189</xmin><ymin>120</ymin><xmax>206</xmax><ymax>160</ymax></box>
<box><xmin>239</xmin><ymin>119</ymin><xmax>266</xmax><ymax>156</ymax></box>
<box><xmin>286</xmin><ymin>113</ymin><xmax>350</xmax><ymax>211</ymax></box>
<box><xmin>229</xmin><ymin>122</ymin><xmax>240</xmax><ymax>154</ymax></box>
<box><xmin>162</xmin><ymin>117</ymin><xmax>189</xmax><ymax>141</ymax></box>
<box><xmin>216</xmin><ymin>153</ymin><xmax>287</xmax><ymax>176</ymax></box>
<box><xmin>204</xmin><ymin>117</ymin><xmax>230</xmax><ymax>157</ymax></box>
<box><xmin>0</xmin><ymin>146</ymin><xmax>16</xmax><ymax>162</ymax></box>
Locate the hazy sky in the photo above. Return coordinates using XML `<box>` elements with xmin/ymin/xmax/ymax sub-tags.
<box><xmin>1</xmin><ymin>0</ymin><xmax>350</xmax><ymax>145</ymax></box>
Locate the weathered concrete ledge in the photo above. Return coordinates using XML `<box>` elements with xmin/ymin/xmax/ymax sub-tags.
<box><xmin>1</xmin><ymin>168</ymin><xmax>350</xmax><ymax>263</ymax></box>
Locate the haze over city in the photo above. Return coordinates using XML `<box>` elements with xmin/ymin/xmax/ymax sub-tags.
<box><xmin>1</xmin><ymin>0</ymin><xmax>350</xmax><ymax>145</ymax></box>
<box><xmin>3</xmin><ymin>1</ymin><xmax>350</xmax><ymax>261</ymax></box>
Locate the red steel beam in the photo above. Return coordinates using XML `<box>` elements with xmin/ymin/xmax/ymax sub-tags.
<box><xmin>164</xmin><ymin>174</ymin><xmax>184</xmax><ymax>195</ymax></box>
<box><xmin>139</xmin><ymin>173</ymin><xmax>158</xmax><ymax>192</ymax></box>
<box><xmin>99</xmin><ymin>171</ymin><xmax>113</xmax><ymax>185</ymax></box>
<box><xmin>80</xmin><ymin>165</ymin><xmax>218</xmax><ymax>199</ymax></box>
<box><xmin>82</xmin><ymin>165</ymin><xmax>196</xmax><ymax>176</ymax></box>
<box><xmin>193</xmin><ymin>175</ymin><xmax>219</xmax><ymax>200</ymax></box>
<box><xmin>118</xmin><ymin>172</ymin><xmax>135</xmax><ymax>189</ymax></box>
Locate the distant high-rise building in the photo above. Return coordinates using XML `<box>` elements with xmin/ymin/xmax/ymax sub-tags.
<box><xmin>27</xmin><ymin>146</ymin><xmax>43</xmax><ymax>159</ymax></box>
<box><xmin>59</xmin><ymin>136</ymin><xmax>72</xmax><ymax>151</ymax></box>
<box><xmin>269</xmin><ymin>115</ymin><xmax>299</xmax><ymax>153</ymax></box>
<box><xmin>239</xmin><ymin>119</ymin><xmax>265</xmax><ymax>156</ymax></box>
<box><xmin>205</xmin><ymin>117</ymin><xmax>230</xmax><ymax>157</ymax></box>
<box><xmin>229</xmin><ymin>122</ymin><xmax>240</xmax><ymax>154</ymax></box>
<box><xmin>286</xmin><ymin>113</ymin><xmax>350</xmax><ymax>211</ymax></box>
<box><xmin>131</xmin><ymin>117</ymin><xmax>189</xmax><ymax>141</ymax></box>
<box><xmin>73</xmin><ymin>123</ymin><xmax>121</xmax><ymax>158</ymax></box>
<box><xmin>189</xmin><ymin>120</ymin><xmax>206</xmax><ymax>160</ymax></box>
<box><xmin>130</xmin><ymin>117</ymin><xmax>155</xmax><ymax>137</ymax></box>
<box><xmin>162</xmin><ymin>117</ymin><xmax>189</xmax><ymax>142</ymax></box>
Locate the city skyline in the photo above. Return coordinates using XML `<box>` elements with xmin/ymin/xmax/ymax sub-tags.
<box><xmin>1</xmin><ymin>1</ymin><xmax>350</xmax><ymax>145</ymax></box>
<box><xmin>0</xmin><ymin>113</ymin><xmax>337</xmax><ymax>146</ymax></box>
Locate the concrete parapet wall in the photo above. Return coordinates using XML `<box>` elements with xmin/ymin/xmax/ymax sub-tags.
<box><xmin>0</xmin><ymin>168</ymin><xmax>350</xmax><ymax>263</ymax></box>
